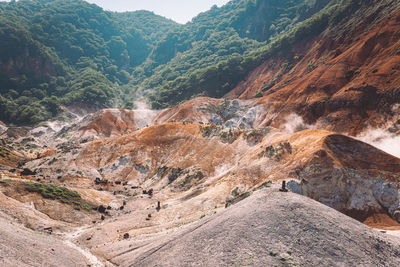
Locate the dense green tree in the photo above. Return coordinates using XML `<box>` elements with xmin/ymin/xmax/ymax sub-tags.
<box><xmin>0</xmin><ymin>0</ymin><xmax>177</xmax><ymax>124</ymax></box>
<box><xmin>0</xmin><ymin>0</ymin><xmax>364</xmax><ymax>124</ymax></box>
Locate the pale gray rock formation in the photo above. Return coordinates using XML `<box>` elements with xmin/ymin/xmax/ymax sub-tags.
<box><xmin>0</xmin><ymin>212</ymin><xmax>89</xmax><ymax>266</ymax></box>
<box><xmin>106</xmin><ymin>189</ymin><xmax>400</xmax><ymax>266</ymax></box>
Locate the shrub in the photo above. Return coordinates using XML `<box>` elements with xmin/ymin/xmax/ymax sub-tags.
<box><xmin>254</xmin><ymin>91</ymin><xmax>263</xmax><ymax>98</ymax></box>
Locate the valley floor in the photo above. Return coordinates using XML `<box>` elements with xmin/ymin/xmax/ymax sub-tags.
<box><xmin>0</xmin><ymin>103</ymin><xmax>399</xmax><ymax>266</ymax></box>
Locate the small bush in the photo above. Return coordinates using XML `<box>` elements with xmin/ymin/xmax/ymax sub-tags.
<box><xmin>82</xmin><ymin>203</ymin><xmax>92</xmax><ymax>210</ymax></box>
<box><xmin>254</xmin><ymin>91</ymin><xmax>263</xmax><ymax>98</ymax></box>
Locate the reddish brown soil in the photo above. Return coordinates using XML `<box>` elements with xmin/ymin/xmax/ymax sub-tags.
<box><xmin>0</xmin><ymin>146</ymin><xmax>27</xmax><ymax>168</ymax></box>
<box><xmin>226</xmin><ymin>7</ymin><xmax>400</xmax><ymax>135</ymax></box>
<box><xmin>363</xmin><ymin>213</ymin><xmax>400</xmax><ymax>230</ymax></box>
<box><xmin>79</xmin><ymin>109</ymin><xmax>138</xmax><ymax>137</ymax></box>
<box><xmin>38</xmin><ymin>149</ymin><xmax>57</xmax><ymax>159</ymax></box>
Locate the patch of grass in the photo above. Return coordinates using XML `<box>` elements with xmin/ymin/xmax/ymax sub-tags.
<box><xmin>320</xmin><ymin>96</ymin><xmax>331</xmax><ymax>103</ymax></box>
<box><xmin>25</xmin><ymin>181</ymin><xmax>80</xmax><ymax>202</ymax></box>
<box><xmin>82</xmin><ymin>203</ymin><xmax>92</xmax><ymax>211</ymax></box>
<box><xmin>262</xmin><ymin>81</ymin><xmax>276</xmax><ymax>92</ymax></box>
<box><xmin>0</xmin><ymin>146</ymin><xmax>9</xmax><ymax>158</ymax></box>
<box><xmin>321</xmin><ymin>51</ymin><xmax>332</xmax><ymax>62</ymax></box>
<box><xmin>22</xmin><ymin>181</ymin><xmax>93</xmax><ymax>210</ymax></box>
<box><xmin>306</xmin><ymin>62</ymin><xmax>317</xmax><ymax>73</ymax></box>
<box><xmin>225</xmin><ymin>192</ymin><xmax>252</xmax><ymax>208</ymax></box>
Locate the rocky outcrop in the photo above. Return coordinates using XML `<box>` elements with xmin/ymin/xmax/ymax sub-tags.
<box><xmin>155</xmin><ymin>97</ymin><xmax>265</xmax><ymax>129</ymax></box>
<box><xmin>295</xmin><ymin>134</ymin><xmax>400</xmax><ymax>220</ymax></box>
<box><xmin>78</xmin><ymin>109</ymin><xmax>139</xmax><ymax>138</ymax></box>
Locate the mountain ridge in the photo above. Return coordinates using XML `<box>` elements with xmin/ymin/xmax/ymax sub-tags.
<box><xmin>1</xmin><ymin>1</ymin><xmax>400</xmax><ymax>265</ymax></box>
<box><xmin>0</xmin><ymin>0</ymin><xmax>345</xmax><ymax>125</ymax></box>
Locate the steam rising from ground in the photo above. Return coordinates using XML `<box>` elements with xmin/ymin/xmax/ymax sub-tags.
<box><xmin>282</xmin><ymin>114</ymin><xmax>315</xmax><ymax>134</ymax></box>
<box><xmin>357</xmin><ymin>128</ymin><xmax>400</xmax><ymax>158</ymax></box>
<box><xmin>213</xmin><ymin>164</ymin><xmax>235</xmax><ymax>178</ymax></box>
<box><xmin>281</xmin><ymin>113</ymin><xmax>400</xmax><ymax>158</ymax></box>
<box><xmin>0</xmin><ymin>121</ymin><xmax>7</xmax><ymax>135</ymax></box>
<box><xmin>132</xmin><ymin>100</ymin><xmax>162</xmax><ymax>128</ymax></box>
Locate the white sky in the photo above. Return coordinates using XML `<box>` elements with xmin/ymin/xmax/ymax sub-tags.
<box><xmin>85</xmin><ymin>0</ymin><xmax>231</xmax><ymax>24</ymax></box>
<box><xmin>0</xmin><ymin>0</ymin><xmax>231</xmax><ymax>24</ymax></box>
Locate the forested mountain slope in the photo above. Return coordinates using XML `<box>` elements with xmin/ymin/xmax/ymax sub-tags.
<box><xmin>226</xmin><ymin>0</ymin><xmax>400</xmax><ymax>135</ymax></box>
<box><xmin>1</xmin><ymin>0</ymin><xmax>399</xmax><ymax>129</ymax></box>
<box><xmin>0</xmin><ymin>0</ymin><xmax>336</xmax><ymax>125</ymax></box>
<box><xmin>1</xmin><ymin>1</ymin><xmax>400</xmax><ymax>264</ymax></box>
<box><xmin>0</xmin><ymin>0</ymin><xmax>177</xmax><ymax>124</ymax></box>
<box><xmin>140</xmin><ymin>0</ymin><xmax>333</xmax><ymax>108</ymax></box>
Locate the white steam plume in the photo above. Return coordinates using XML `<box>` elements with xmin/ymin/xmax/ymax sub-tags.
<box><xmin>357</xmin><ymin>128</ymin><xmax>400</xmax><ymax>158</ymax></box>
<box><xmin>282</xmin><ymin>114</ymin><xmax>315</xmax><ymax>134</ymax></box>
<box><xmin>131</xmin><ymin>100</ymin><xmax>162</xmax><ymax>128</ymax></box>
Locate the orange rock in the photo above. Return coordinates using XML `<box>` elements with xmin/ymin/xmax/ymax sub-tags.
<box><xmin>363</xmin><ymin>213</ymin><xmax>400</xmax><ymax>230</ymax></box>
<box><xmin>79</xmin><ymin>109</ymin><xmax>138</xmax><ymax>138</ymax></box>
<box><xmin>38</xmin><ymin>149</ymin><xmax>57</xmax><ymax>159</ymax></box>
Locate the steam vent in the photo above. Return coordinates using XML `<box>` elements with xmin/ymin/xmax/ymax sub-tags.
<box><xmin>1</xmin><ymin>0</ymin><xmax>400</xmax><ymax>266</ymax></box>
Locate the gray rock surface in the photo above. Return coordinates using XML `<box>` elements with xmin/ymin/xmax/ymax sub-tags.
<box><xmin>112</xmin><ymin>188</ymin><xmax>400</xmax><ymax>266</ymax></box>
<box><xmin>0</xmin><ymin>212</ymin><xmax>89</xmax><ymax>267</ymax></box>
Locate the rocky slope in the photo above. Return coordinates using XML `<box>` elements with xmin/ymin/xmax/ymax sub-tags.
<box><xmin>1</xmin><ymin>103</ymin><xmax>400</xmax><ymax>265</ymax></box>
<box><xmin>1</xmin><ymin>108</ymin><xmax>398</xmax><ymax>221</ymax></box>
<box><xmin>22</xmin><ymin>115</ymin><xmax>400</xmax><ymax>220</ymax></box>
<box><xmin>0</xmin><ymin>211</ymin><xmax>89</xmax><ymax>267</ymax></box>
<box><xmin>0</xmin><ymin>1</ymin><xmax>400</xmax><ymax>266</ymax></box>
<box><xmin>115</xmin><ymin>188</ymin><xmax>400</xmax><ymax>266</ymax></box>
<box><xmin>227</xmin><ymin>0</ymin><xmax>400</xmax><ymax>136</ymax></box>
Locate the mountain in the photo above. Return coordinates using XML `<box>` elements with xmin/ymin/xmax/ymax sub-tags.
<box><xmin>0</xmin><ymin>0</ymin><xmax>341</xmax><ymax>125</ymax></box>
<box><xmin>140</xmin><ymin>0</ymin><xmax>334</xmax><ymax>108</ymax></box>
<box><xmin>1</xmin><ymin>0</ymin><xmax>398</xmax><ymax>130</ymax></box>
<box><xmin>1</xmin><ymin>0</ymin><xmax>400</xmax><ymax>266</ymax></box>
<box><xmin>0</xmin><ymin>0</ymin><xmax>178</xmax><ymax>124</ymax></box>
<box><xmin>227</xmin><ymin>0</ymin><xmax>400</xmax><ymax>135</ymax></box>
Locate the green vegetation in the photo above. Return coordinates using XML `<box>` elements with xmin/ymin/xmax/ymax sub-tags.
<box><xmin>146</xmin><ymin>0</ymin><xmax>363</xmax><ymax>108</ymax></box>
<box><xmin>0</xmin><ymin>178</ymin><xmax>93</xmax><ymax>208</ymax></box>
<box><xmin>0</xmin><ymin>0</ymin><xmax>366</xmax><ymax>124</ymax></box>
<box><xmin>18</xmin><ymin>180</ymin><xmax>92</xmax><ymax>210</ymax></box>
<box><xmin>254</xmin><ymin>91</ymin><xmax>264</xmax><ymax>98</ymax></box>
<box><xmin>0</xmin><ymin>0</ymin><xmax>177</xmax><ymax>125</ymax></box>
<box><xmin>24</xmin><ymin>181</ymin><xmax>79</xmax><ymax>200</ymax></box>
<box><xmin>0</xmin><ymin>146</ymin><xmax>9</xmax><ymax>158</ymax></box>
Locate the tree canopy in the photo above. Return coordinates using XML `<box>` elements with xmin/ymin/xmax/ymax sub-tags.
<box><xmin>0</xmin><ymin>0</ymin><xmax>360</xmax><ymax>124</ymax></box>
